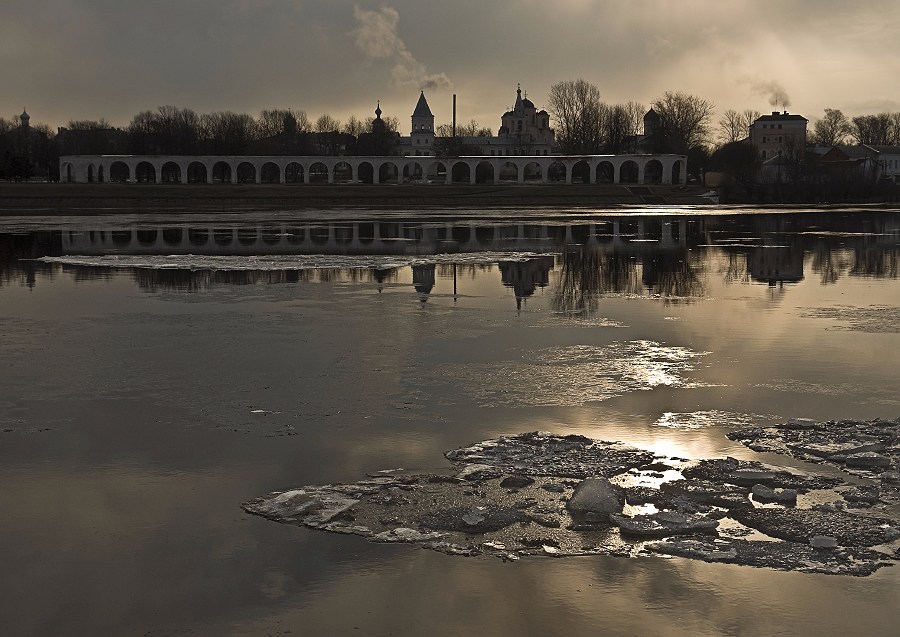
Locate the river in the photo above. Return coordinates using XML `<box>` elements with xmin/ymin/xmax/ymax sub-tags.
<box><xmin>1</xmin><ymin>208</ymin><xmax>898</xmax><ymax>636</ymax></box>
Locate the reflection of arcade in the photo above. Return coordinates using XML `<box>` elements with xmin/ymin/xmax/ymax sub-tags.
<box><xmin>499</xmin><ymin>257</ymin><xmax>554</xmax><ymax>311</ymax></box>
<box><xmin>57</xmin><ymin>217</ymin><xmax>702</xmax><ymax>258</ymax></box>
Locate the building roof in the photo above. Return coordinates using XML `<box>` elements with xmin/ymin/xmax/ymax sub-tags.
<box><xmin>412</xmin><ymin>92</ymin><xmax>433</xmax><ymax>118</ymax></box>
<box><xmin>755</xmin><ymin>111</ymin><xmax>807</xmax><ymax>122</ymax></box>
<box><xmin>868</xmin><ymin>145</ymin><xmax>900</xmax><ymax>154</ymax></box>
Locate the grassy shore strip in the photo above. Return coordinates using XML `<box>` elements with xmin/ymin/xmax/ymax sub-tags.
<box><xmin>0</xmin><ymin>183</ymin><xmax>710</xmax><ymax>215</ymax></box>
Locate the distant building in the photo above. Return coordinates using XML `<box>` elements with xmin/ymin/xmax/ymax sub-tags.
<box><xmin>868</xmin><ymin>146</ymin><xmax>900</xmax><ymax>183</ymax></box>
<box><xmin>748</xmin><ymin>111</ymin><xmax>808</xmax><ymax>160</ymax></box>
<box><xmin>398</xmin><ymin>86</ymin><xmax>555</xmax><ymax>157</ymax></box>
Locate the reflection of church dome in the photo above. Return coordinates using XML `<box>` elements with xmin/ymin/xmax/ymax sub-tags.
<box><xmin>412</xmin><ymin>263</ymin><xmax>435</xmax><ymax>301</ymax></box>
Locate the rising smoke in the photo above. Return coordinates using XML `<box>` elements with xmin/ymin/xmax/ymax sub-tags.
<box><xmin>351</xmin><ymin>5</ymin><xmax>452</xmax><ymax>92</ymax></box>
<box><xmin>741</xmin><ymin>76</ymin><xmax>791</xmax><ymax>109</ymax></box>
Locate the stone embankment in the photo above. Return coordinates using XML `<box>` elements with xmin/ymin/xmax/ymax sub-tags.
<box><xmin>244</xmin><ymin>421</ymin><xmax>900</xmax><ymax>576</ymax></box>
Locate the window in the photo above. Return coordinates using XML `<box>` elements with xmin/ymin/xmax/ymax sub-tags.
<box><xmin>778</xmin><ymin>124</ymin><xmax>782</xmax><ymax>129</ymax></box>
<box><xmin>763</xmin><ymin>136</ymin><xmax>767</xmax><ymax>143</ymax></box>
<box><xmin>779</xmin><ymin>137</ymin><xmax>783</xmax><ymax>142</ymax></box>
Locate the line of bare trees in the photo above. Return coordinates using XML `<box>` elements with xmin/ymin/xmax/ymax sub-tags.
<box><xmin>810</xmin><ymin>109</ymin><xmax>900</xmax><ymax>146</ymax></box>
<box><xmin>546</xmin><ymin>79</ymin><xmax>717</xmax><ymax>179</ymax></box>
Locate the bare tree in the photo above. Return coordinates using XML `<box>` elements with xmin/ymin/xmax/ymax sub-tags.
<box><xmin>890</xmin><ymin>112</ymin><xmax>900</xmax><ymax>145</ymax></box>
<box><xmin>851</xmin><ymin>113</ymin><xmax>894</xmax><ymax>145</ymax></box>
<box><xmin>622</xmin><ymin>101</ymin><xmax>646</xmax><ymax>137</ymax></box>
<box><xmin>154</xmin><ymin>106</ymin><xmax>200</xmax><ymax>154</ymax></box>
<box><xmin>314</xmin><ymin>114</ymin><xmax>342</xmax><ymax>133</ymax></box>
<box><xmin>199</xmin><ymin>111</ymin><xmax>256</xmax><ymax>155</ymax></box>
<box><xmin>602</xmin><ymin>104</ymin><xmax>629</xmax><ymax>154</ymax></box>
<box><xmin>717</xmin><ymin>109</ymin><xmax>759</xmax><ymax>144</ymax></box>
<box><xmin>342</xmin><ymin>115</ymin><xmax>366</xmax><ymax>138</ymax></box>
<box><xmin>548</xmin><ymin>79</ymin><xmax>605</xmax><ymax>154</ymax></box>
<box><xmin>650</xmin><ymin>91</ymin><xmax>715</xmax><ymax>154</ymax></box>
<box><xmin>436</xmin><ymin>119</ymin><xmax>492</xmax><ymax>138</ymax></box>
<box><xmin>257</xmin><ymin>109</ymin><xmax>299</xmax><ymax>138</ymax></box>
<box><xmin>364</xmin><ymin>115</ymin><xmax>400</xmax><ymax>133</ymax></box>
<box><xmin>812</xmin><ymin>109</ymin><xmax>852</xmax><ymax>146</ymax></box>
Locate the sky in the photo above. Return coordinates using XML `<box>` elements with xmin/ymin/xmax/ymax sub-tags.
<box><xmin>3</xmin><ymin>0</ymin><xmax>900</xmax><ymax>134</ymax></box>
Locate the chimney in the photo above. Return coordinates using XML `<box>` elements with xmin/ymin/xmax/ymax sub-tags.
<box><xmin>452</xmin><ymin>94</ymin><xmax>457</xmax><ymax>138</ymax></box>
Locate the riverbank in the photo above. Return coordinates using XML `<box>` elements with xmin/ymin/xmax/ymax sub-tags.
<box><xmin>0</xmin><ymin>182</ymin><xmax>710</xmax><ymax>215</ymax></box>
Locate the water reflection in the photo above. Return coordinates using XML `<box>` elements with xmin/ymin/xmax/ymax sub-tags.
<box><xmin>1</xmin><ymin>212</ymin><xmax>898</xmax><ymax>312</ymax></box>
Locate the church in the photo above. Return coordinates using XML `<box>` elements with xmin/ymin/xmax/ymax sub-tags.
<box><xmin>397</xmin><ymin>86</ymin><xmax>555</xmax><ymax>157</ymax></box>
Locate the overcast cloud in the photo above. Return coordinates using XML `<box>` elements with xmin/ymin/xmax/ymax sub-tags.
<box><xmin>2</xmin><ymin>0</ymin><xmax>899</xmax><ymax>133</ymax></box>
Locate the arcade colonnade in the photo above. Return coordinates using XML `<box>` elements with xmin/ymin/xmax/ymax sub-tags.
<box><xmin>59</xmin><ymin>154</ymin><xmax>688</xmax><ymax>186</ymax></box>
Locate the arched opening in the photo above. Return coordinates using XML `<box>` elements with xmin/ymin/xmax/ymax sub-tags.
<box><xmin>260</xmin><ymin>162</ymin><xmax>280</xmax><ymax>184</ymax></box>
<box><xmin>286</xmin><ymin>227</ymin><xmax>306</xmax><ymax>244</ymax></box>
<box><xmin>161</xmin><ymin>162</ymin><xmax>181</xmax><ymax>184</ymax></box>
<box><xmin>451</xmin><ymin>226</ymin><xmax>471</xmax><ymax>243</ymax></box>
<box><xmin>188</xmin><ymin>228</ymin><xmax>208</xmax><ymax>246</ymax></box>
<box><xmin>572</xmin><ymin>160</ymin><xmax>590</xmax><ymax>184</ymax></box>
<box><xmin>475</xmin><ymin>161</ymin><xmax>494</xmax><ymax>184</ymax></box>
<box><xmin>358</xmin><ymin>223</ymin><xmax>375</xmax><ymax>243</ymax></box>
<box><xmin>187</xmin><ymin>162</ymin><xmax>207</xmax><ymax>184</ymax></box>
<box><xmin>62</xmin><ymin>164</ymin><xmax>74</xmax><ymax>183</ymax></box>
<box><xmin>261</xmin><ymin>226</ymin><xmax>282</xmax><ymax>245</ymax></box>
<box><xmin>237</xmin><ymin>229</ymin><xmax>257</xmax><ymax>246</ymax></box>
<box><xmin>644</xmin><ymin>160</ymin><xmax>663</xmax><ymax>184</ymax></box>
<box><xmin>451</xmin><ymin>162</ymin><xmax>470</xmax><ymax>184</ymax></box>
<box><xmin>620</xmin><ymin>160</ymin><xmax>639</xmax><ymax>184</ymax></box>
<box><xmin>285</xmin><ymin>162</ymin><xmax>304</xmax><ymax>184</ymax></box>
<box><xmin>334</xmin><ymin>225</ymin><xmax>354</xmax><ymax>243</ymax></box>
<box><xmin>310</xmin><ymin>226</ymin><xmax>330</xmax><ymax>244</ymax></box>
<box><xmin>236</xmin><ymin>162</ymin><xmax>256</xmax><ymax>183</ymax></box>
<box><xmin>213</xmin><ymin>229</ymin><xmax>233</xmax><ymax>245</ymax></box>
<box><xmin>379</xmin><ymin>223</ymin><xmax>400</xmax><ymax>240</ymax></box>
<box><xmin>212</xmin><ymin>162</ymin><xmax>231</xmax><ymax>184</ymax></box>
<box><xmin>596</xmin><ymin>161</ymin><xmax>614</xmax><ymax>183</ymax></box>
<box><xmin>87</xmin><ymin>165</ymin><xmax>94</xmax><ymax>183</ymax></box>
<box><xmin>333</xmin><ymin>162</ymin><xmax>353</xmax><ymax>184</ymax></box>
<box><xmin>402</xmin><ymin>163</ymin><xmax>423</xmax><ymax>183</ymax></box>
<box><xmin>378</xmin><ymin>162</ymin><xmax>399</xmax><ymax>184</ymax></box>
<box><xmin>426</xmin><ymin>161</ymin><xmax>446</xmax><ymax>183</ymax></box>
<box><xmin>137</xmin><ymin>230</ymin><xmax>158</xmax><ymax>246</ymax></box>
<box><xmin>112</xmin><ymin>231</ymin><xmax>132</xmax><ymax>246</ymax></box>
<box><xmin>309</xmin><ymin>162</ymin><xmax>329</xmax><ymax>184</ymax></box>
<box><xmin>523</xmin><ymin>162</ymin><xmax>542</xmax><ymax>183</ymax></box>
<box><xmin>671</xmin><ymin>161</ymin><xmax>683</xmax><ymax>184</ymax></box>
<box><xmin>547</xmin><ymin>161</ymin><xmax>566</xmax><ymax>183</ymax></box>
<box><xmin>357</xmin><ymin>162</ymin><xmax>374</xmax><ymax>184</ymax></box>
<box><xmin>136</xmin><ymin>162</ymin><xmax>156</xmax><ymax>183</ymax></box>
<box><xmin>498</xmin><ymin>161</ymin><xmax>518</xmax><ymax>183</ymax></box>
<box><xmin>162</xmin><ymin>228</ymin><xmax>183</xmax><ymax>245</ymax></box>
<box><xmin>475</xmin><ymin>226</ymin><xmax>495</xmax><ymax>243</ymax></box>
<box><xmin>97</xmin><ymin>165</ymin><xmax>105</xmax><ymax>183</ymax></box>
<box><xmin>110</xmin><ymin>162</ymin><xmax>129</xmax><ymax>183</ymax></box>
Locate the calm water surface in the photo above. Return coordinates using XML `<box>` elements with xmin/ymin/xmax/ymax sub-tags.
<box><xmin>1</xmin><ymin>209</ymin><xmax>899</xmax><ymax>636</ymax></box>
